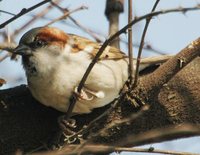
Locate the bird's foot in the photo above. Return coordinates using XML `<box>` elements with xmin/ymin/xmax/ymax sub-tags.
<box><xmin>49</xmin><ymin>116</ymin><xmax>79</xmax><ymax>150</ymax></box>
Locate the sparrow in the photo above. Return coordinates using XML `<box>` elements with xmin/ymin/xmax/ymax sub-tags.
<box><xmin>14</xmin><ymin>27</ymin><xmax>169</xmax><ymax>114</ymax></box>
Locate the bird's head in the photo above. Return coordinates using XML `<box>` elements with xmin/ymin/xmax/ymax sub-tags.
<box><xmin>14</xmin><ymin>27</ymin><xmax>69</xmax><ymax>75</ymax></box>
<box><xmin>14</xmin><ymin>26</ymin><xmax>69</xmax><ymax>57</ymax></box>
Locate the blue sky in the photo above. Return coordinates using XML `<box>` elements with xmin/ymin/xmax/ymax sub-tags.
<box><xmin>1</xmin><ymin>0</ymin><xmax>200</xmax><ymax>154</ymax></box>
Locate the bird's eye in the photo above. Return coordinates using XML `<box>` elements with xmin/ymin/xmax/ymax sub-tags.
<box><xmin>29</xmin><ymin>39</ymin><xmax>46</xmax><ymax>49</ymax></box>
<box><xmin>35</xmin><ymin>40</ymin><xmax>45</xmax><ymax>47</ymax></box>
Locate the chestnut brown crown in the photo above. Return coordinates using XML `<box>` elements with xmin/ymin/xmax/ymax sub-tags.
<box><xmin>19</xmin><ymin>27</ymin><xmax>68</xmax><ymax>50</ymax></box>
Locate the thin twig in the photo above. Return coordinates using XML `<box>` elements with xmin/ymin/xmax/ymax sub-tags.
<box><xmin>0</xmin><ymin>53</ymin><xmax>10</xmax><ymax>62</ymax></box>
<box><xmin>0</xmin><ymin>0</ymin><xmax>51</xmax><ymax>29</ymax></box>
<box><xmin>144</xmin><ymin>43</ymin><xmax>167</xmax><ymax>54</ymax></box>
<box><xmin>114</xmin><ymin>147</ymin><xmax>200</xmax><ymax>155</ymax></box>
<box><xmin>44</xmin><ymin>6</ymin><xmax>88</xmax><ymax>26</ymax></box>
<box><xmin>69</xmin><ymin>16</ymin><xmax>103</xmax><ymax>42</ymax></box>
<box><xmin>118</xmin><ymin>124</ymin><xmax>200</xmax><ymax>147</ymax></box>
<box><xmin>120</xmin><ymin>38</ymin><xmax>167</xmax><ymax>54</ymax></box>
<box><xmin>65</xmin><ymin>5</ymin><xmax>200</xmax><ymax>119</ymax></box>
<box><xmin>0</xmin><ymin>42</ymin><xmax>16</xmax><ymax>52</ymax></box>
<box><xmin>56</xmin><ymin>144</ymin><xmax>200</xmax><ymax>155</ymax></box>
<box><xmin>128</xmin><ymin>0</ymin><xmax>134</xmax><ymax>84</ymax></box>
<box><xmin>51</xmin><ymin>2</ymin><xmax>103</xmax><ymax>42</ymax></box>
<box><xmin>0</xmin><ymin>10</ymin><xmax>15</xmax><ymax>16</ymax></box>
<box><xmin>133</xmin><ymin>0</ymin><xmax>160</xmax><ymax>87</ymax></box>
<box><xmin>12</xmin><ymin>0</ymin><xmax>63</xmax><ymax>37</ymax></box>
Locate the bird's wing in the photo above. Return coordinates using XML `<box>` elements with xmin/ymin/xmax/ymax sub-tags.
<box><xmin>69</xmin><ymin>34</ymin><xmax>127</xmax><ymax>60</ymax></box>
<box><xmin>68</xmin><ymin>34</ymin><xmax>127</xmax><ymax>101</ymax></box>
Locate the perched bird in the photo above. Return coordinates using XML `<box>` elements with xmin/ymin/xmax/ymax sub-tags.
<box><xmin>14</xmin><ymin>27</ymin><xmax>169</xmax><ymax>114</ymax></box>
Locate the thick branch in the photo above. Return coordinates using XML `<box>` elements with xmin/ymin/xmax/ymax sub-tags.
<box><xmin>138</xmin><ymin>38</ymin><xmax>200</xmax><ymax>97</ymax></box>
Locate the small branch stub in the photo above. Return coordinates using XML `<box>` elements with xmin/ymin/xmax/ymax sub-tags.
<box><xmin>105</xmin><ymin>0</ymin><xmax>124</xmax><ymax>48</ymax></box>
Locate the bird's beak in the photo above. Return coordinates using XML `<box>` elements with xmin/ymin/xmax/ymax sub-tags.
<box><xmin>14</xmin><ymin>44</ymin><xmax>32</xmax><ymax>56</ymax></box>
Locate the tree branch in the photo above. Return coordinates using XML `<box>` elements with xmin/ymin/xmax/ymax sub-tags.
<box><xmin>0</xmin><ymin>0</ymin><xmax>51</xmax><ymax>29</ymax></box>
<box><xmin>137</xmin><ymin>38</ymin><xmax>200</xmax><ymax>98</ymax></box>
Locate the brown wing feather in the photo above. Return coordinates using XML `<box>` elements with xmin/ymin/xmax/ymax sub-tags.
<box><xmin>69</xmin><ymin>34</ymin><xmax>126</xmax><ymax>60</ymax></box>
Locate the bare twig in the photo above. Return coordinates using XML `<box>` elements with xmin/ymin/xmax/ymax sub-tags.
<box><xmin>144</xmin><ymin>43</ymin><xmax>167</xmax><ymax>55</ymax></box>
<box><xmin>133</xmin><ymin>0</ymin><xmax>160</xmax><ymax>87</ymax></box>
<box><xmin>118</xmin><ymin>124</ymin><xmax>200</xmax><ymax>147</ymax></box>
<box><xmin>120</xmin><ymin>38</ymin><xmax>167</xmax><ymax>55</ymax></box>
<box><xmin>128</xmin><ymin>0</ymin><xmax>134</xmax><ymax>84</ymax></box>
<box><xmin>46</xmin><ymin>143</ymin><xmax>200</xmax><ymax>155</ymax></box>
<box><xmin>0</xmin><ymin>53</ymin><xmax>10</xmax><ymax>62</ymax></box>
<box><xmin>65</xmin><ymin>5</ymin><xmax>200</xmax><ymax>119</ymax></box>
<box><xmin>44</xmin><ymin>6</ymin><xmax>88</xmax><ymax>26</ymax></box>
<box><xmin>0</xmin><ymin>0</ymin><xmax>51</xmax><ymax>29</ymax></box>
<box><xmin>113</xmin><ymin>147</ymin><xmax>200</xmax><ymax>155</ymax></box>
<box><xmin>0</xmin><ymin>10</ymin><xmax>15</xmax><ymax>16</ymax></box>
<box><xmin>12</xmin><ymin>0</ymin><xmax>63</xmax><ymax>37</ymax></box>
<box><xmin>51</xmin><ymin>2</ymin><xmax>103</xmax><ymax>42</ymax></box>
<box><xmin>69</xmin><ymin>17</ymin><xmax>103</xmax><ymax>42</ymax></box>
<box><xmin>0</xmin><ymin>42</ymin><xmax>16</xmax><ymax>52</ymax></box>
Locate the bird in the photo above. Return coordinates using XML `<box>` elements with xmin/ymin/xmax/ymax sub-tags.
<box><xmin>14</xmin><ymin>27</ymin><xmax>169</xmax><ymax>115</ymax></box>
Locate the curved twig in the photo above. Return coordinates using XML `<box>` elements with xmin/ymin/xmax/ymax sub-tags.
<box><xmin>133</xmin><ymin>0</ymin><xmax>160</xmax><ymax>87</ymax></box>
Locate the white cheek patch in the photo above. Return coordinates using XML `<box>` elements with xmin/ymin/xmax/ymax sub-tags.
<box><xmin>84</xmin><ymin>46</ymin><xmax>94</xmax><ymax>54</ymax></box>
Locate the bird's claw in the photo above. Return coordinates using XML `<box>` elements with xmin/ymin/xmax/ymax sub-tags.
<box><xmin>58</xmin><ymin>116</ymin><xmax>77</xmax><ymax>130</ymax></box>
